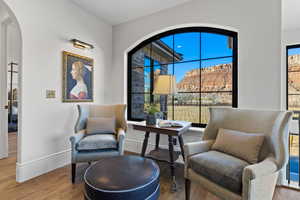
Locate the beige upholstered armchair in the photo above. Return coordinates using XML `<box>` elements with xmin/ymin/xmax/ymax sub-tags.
<box><xmin>184</xmin><ymin>108</ymin><xmax>292</xmax><ymax>200</ymax></box>
<box><xmin>69</xmin><ymin>104</ymin><xmax>127</xmax><ymax>183</ymax></box>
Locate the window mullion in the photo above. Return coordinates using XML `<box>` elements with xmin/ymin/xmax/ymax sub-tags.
<box><xmin>150</xmin><ymin>43</ymin><xmax>154</xmax><ymax>103</ymax></box>
<box><xmin>199</xmin><ymin>32</ymin><xmax>202</xmax><ymax>124</ymax></box>
<box><xmin>172</xmin><ymin>34</ymin><xmax>175</xmax><ymax>120</ymax></box>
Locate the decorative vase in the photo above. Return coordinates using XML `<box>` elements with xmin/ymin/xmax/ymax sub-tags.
<box><xmin>146</xmin><ymin>114</ymin><xmax>157</xmax><ymax>125</ymax></box>
<box><xmin>155</xmin><ymin>112</ymin><xmax>164</xmax><ymax>120</ymax></box>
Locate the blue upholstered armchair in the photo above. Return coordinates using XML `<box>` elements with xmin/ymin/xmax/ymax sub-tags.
<box><xmin>69</xmin><ymin>104</ymin><xmax>127</xmax><ymax>183</ymax></box>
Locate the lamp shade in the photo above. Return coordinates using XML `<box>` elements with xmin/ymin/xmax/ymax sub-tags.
<box><xmin>153</xmin><ymin>75</ymin><xmax>177</xmax><ymax>95</ymax></box>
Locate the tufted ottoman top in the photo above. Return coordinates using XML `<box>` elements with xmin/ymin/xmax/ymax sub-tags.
<box><xmin>84</xmin><ymin>155</ymin><xmax>160</xmax><ymax>200</ymax></box>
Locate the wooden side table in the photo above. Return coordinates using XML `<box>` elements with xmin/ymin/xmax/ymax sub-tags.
<box><xmin>132</xmin><ymin>121</ymin><xmax>191</xmax><ymax>191</ymax></box>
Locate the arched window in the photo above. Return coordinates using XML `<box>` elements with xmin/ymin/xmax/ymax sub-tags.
<box><xmin>128</xmin><ymin>27</ymin><xmax>238</xmax><ymax>127</ymax></box>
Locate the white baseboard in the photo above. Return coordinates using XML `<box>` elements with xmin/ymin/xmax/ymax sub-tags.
<box><xmin>0</xmin><ymin>152</ymin><xmax>8</xmax><ymax>160</ymax></box>
<box><xmin>16</xmin><ymin>149</ymin><xmax>71</xmax><ymax>183</ymax></box>
<box><xmin>15</xmin><ymin>139</ymin><xmax>147</xmax><ymax>183</ymax></box>
<box><xmin>15</xmin><ymin>138</ymin><xmax>180</xmax><ymax>183</ymax></box>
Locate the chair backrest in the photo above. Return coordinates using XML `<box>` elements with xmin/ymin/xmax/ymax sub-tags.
<box><xmin>203</xmin><ymin>107</ymin><xmax>292</xmax><ymax>169</ymax></box>
<box><xmin>74</xmin><ymin>104</ymin><xmax>127</xmax><ymax>133</ymax></box>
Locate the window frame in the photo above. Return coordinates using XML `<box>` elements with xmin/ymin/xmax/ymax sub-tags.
<box><xmin>127</xmin><ymin>27</ymin><xmax>238</xmax><ymax>127</ymax></box>
<box><xmin>286</xmin><ymin>44</ymin><xmax>300</xmax><ymax>111</ymax></box>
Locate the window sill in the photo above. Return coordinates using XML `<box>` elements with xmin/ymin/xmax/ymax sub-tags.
<box><xmin>127</xmin><ymin>120</ymin><xmax>205</xmax><ymax>132</ymax></box>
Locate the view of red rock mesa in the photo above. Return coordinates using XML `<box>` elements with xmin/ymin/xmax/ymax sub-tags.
<box><xmin>288</xmin><ymin>54</ymin><xmax>300</xmax><ymax>111</ymax></box>
<box><xmin>168</xmin><ymin>63</ymin><xmax>232</xmax><ymax>124</ymax></box>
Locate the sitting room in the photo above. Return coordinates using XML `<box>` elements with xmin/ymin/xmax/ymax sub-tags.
<box><xmin>0</xmin><ymin>0</ymin><xmax>300</xmax><ymax>200</ymax></box>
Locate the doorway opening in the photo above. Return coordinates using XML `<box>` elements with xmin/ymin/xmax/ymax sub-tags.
<box><xmin>6</xmin><ymin>23</ymin><xmax>20</xmax><ymax>157</ymax></box>
<box><xmin>0</xmin><ymin>0</ymin><xmax>22</xmax><ymax>180</ymax></box>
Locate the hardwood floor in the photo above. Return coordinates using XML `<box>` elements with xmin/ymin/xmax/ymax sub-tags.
<box><xmin>0</xmin><ymin>133</ymin><xmax>299</xmax><ymax>199</ymax></box>
<box><xmin>8</xmin><ymin>132</ymin><xmax>17</xmax><ymax>155</ymax></box>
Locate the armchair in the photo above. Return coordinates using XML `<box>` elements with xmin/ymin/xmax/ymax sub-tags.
<box><xmin>69</xmin><ymin>104</ymin><xmax>127</xmax><ymax>183</ymax></box>
<box><xmin>184</xmin><ymin>108</ymin><xmax>292</xmax><ymax>200</ymax></box>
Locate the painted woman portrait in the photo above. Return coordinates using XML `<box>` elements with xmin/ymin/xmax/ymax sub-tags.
<box><xmin>63</xmin><ymin>51</ymin><xmax>93</xmax><ymax>102</ymax></box>
<box><xmin>70</xmin><ymin>61</ymin><xmax>88</xmax><ymax>99</ymax></box>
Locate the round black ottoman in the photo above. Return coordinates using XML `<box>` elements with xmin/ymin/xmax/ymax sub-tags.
<box><xmin>84</xmin><ymin>155</ymin><xmax>160</xmax><ymax>200</ymax></box>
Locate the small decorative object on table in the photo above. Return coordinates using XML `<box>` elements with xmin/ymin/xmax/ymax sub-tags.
<box><xmin>158</xmin><ymin>120</ymin><xmax>185</xmax><ymax>128</ymax></box>
<box><xmin>145</xmin><ymin>104</ymin><xmax>160</xmax><ymax>125</ymax></box>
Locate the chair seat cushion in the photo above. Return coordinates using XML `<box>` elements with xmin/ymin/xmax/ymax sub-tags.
<box><xmin>189</xmin><ymin>150</ymin><xmax>249</xmax><ymax>194</ymax></box>
<box><xmin>76</xmin><ymin>134</ymin><xmax>117</xmax><ymax>151</ymax></box>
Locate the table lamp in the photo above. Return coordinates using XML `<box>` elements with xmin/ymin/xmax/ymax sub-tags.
<box><xmin>153</xmin><ymin>75</ymin><xmax>177</xmax><ymax>120</ymax></box>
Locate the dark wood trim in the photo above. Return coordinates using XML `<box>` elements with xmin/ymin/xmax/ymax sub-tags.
<box><xmin>141</xmin><ymin>131</ymin><xmax>150</xmax><ymax>157</ymax></box>
<box><xmin>178</xmin><ymin>135</ymin><xmax>185</xmax><ymax>160</ymax></box>
<box><xmin>168</xmin><ymin>135</ymin><xmax>177</xmax><ymax>191</ymax></box>
<box><xmin>71</xmin><ymin>163</ymin><xmax>76</xmax><ymax>184</ymax></box>
<box><xmin>185</xmin><ymin>178</ymin><xmax>191</xmax><ymax>200</ymax></box>
<box><xmin>127</xmin><ymin>52</ymin><xmax>133</xmax><ymax>120</ymax></box>
<box><xmin>155</xmin><ymin>133</ymin><xmax>160</xmax><ymax>150</ymax></box>
<box><xmin>232</xmin><ymin>32</ymin><xmax>238</xmax><ymax>108</ymax></box>
<box><xmin>287</xmin><ymin>45</ymin><xmax>290</xmax><ymax>110</ymax></box>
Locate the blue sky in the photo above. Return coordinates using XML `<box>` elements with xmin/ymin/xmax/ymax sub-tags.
<box><xmin>288</xmin><ymin>47</ymin><xmax>300</xmax><ymax>56</ymax></box>
<box><xmin>159</xmin><ymin>32</ymin><xmax>233</xmax><ymax>82</ymax></box>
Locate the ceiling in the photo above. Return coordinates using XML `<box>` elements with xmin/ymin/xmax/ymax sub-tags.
<box><xmin>71</xmin><ymin>0</ymin><xmax>192</xmax><ymax>25</ymax></box>
<box><xmin>283</xmin><ymin>0</ymin><xmax>300</xmax><ymax>31</ymax></box>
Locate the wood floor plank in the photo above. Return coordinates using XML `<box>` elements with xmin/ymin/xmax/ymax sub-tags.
<box><xmin>0</xmin><ymin>132</ymin><xmax>299</xmax><ymax>199</ymax></box>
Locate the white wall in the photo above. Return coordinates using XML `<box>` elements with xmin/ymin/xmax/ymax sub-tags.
<box><xmin>112</xmin><ymin>0</ymin><xmax>282</xmax><ymax>109</ymax></box>
<box><xmin>3</xmin><ymin>0</ymin><xmax>112</xmax><ymax>182</ymax></box>
<box><xmin>111</xmin><ymin>0</ymin><xmax>282</xmax><ymax>152</ymax></box>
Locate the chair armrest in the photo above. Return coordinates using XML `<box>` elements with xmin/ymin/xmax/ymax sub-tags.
<box><xmin>69</xmin><ymin>133</ymin><xmax>85</xmax><ymax>150</ymax></box>
<box><xmin>242</xmin><ymin>157</ymin><xmax>279</xmax><ymax>200</ymax></box>
<box><xmin>117</xmin><ymin>128</ymin><xmax>125</xmax><ymax>142</ymax></box>
<box><xmin>117</xmin><ymin>128</ymin><xmax>126</xmax><ymax>155</ymax></box>
<box><xmin>243</xmin><ymin>157</ymin><xmax>278</xmax><ymax>181</ymax></box>
<box><xmin>184</xmin><ymin>140</ymin><xmax>214</xmax><ymax>158</ymax></box>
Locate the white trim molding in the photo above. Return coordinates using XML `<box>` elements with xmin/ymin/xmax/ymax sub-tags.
<box><xmin>16</xmin><ymin>149</ymin><xmax>71</xmax><ymax>183</ymax></box>
<box><xmin>0</xmin><ymin>17</ymin><xmax>10</xmax><ymax>159</ymax></box>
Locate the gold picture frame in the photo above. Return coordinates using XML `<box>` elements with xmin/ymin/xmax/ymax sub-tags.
<box><xmin>62</xmin><ymin>51</ymin><xmax>94</xmax><ymax>102</ymax></box>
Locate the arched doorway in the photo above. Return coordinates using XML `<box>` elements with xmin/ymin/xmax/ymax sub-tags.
<box><xmin>0</xmin><ymin>0</ymin><xmax>22</xmax><ymax>181</ymax></box>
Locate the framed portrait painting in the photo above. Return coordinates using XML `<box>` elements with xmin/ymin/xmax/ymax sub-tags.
<box><xmin>62</xmin><ymin>51</ymin><xmax>94</xmax><ymax>102</ymax></box>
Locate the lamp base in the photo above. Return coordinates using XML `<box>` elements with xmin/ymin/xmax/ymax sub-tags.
<box><xmin>146</xmin><ymin>114</ymin><xmax>157</xmax><ymax>125</ymax></box>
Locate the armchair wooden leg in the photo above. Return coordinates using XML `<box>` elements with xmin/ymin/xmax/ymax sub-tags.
<box><xmin>71</xmin><ymin>163</ymin><xmax>76</xmax><ymax>184</ymax></box>
<box><xmin>185</xmin><ymin>178</ymin><xmax>191</xmax><ymax>200</ymax></box>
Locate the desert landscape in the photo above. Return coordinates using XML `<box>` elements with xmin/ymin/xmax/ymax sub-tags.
<box><xmin>166</xmin><ymin>63</ymin><xmax>233</xmax><ymax>124</ymax></box>
<box><xmin>288</xmin><ymin>54</ymin><xmax>300</xmax><ymax>111</ymax></box>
